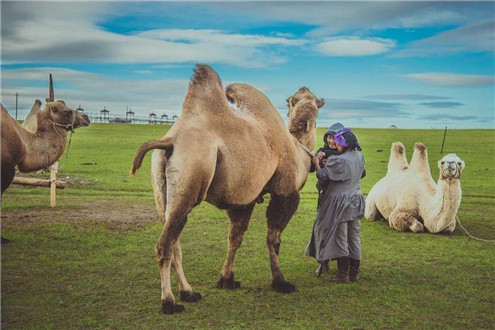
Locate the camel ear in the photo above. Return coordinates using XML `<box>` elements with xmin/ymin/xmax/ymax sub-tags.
<box><xmin>458</xmin><ymin>160</ymin><xmax>465</xmax><ymax>170</ymax></box>
<box><xmin>56</xmin><ymin>100</ymin><xmax>66</xmax><ymax>106</ymax></box>
<box><xmin>316</xmin><ymin>98</ymin><xmax>325</xmax><ymax>108</ymax></box>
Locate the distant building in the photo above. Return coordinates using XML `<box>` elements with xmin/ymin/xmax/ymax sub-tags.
<box><xmin>100</xmin><ymin>107</ymin><xmax>109</xmax><ymax>123</ymax></box>
<box><xmin>149</xmin><ymin>112</ymin><xmax>157</xmax><ymax>124</ymax></box>
<box><xmin>126</xmin><ymin>108</ymin><xmax>135</xmax><ymax>122</ymax></box>
<box><xmin>389</xmin><ymin>125</ymin><xmax>398</xmax><ymax>129</ymax></box>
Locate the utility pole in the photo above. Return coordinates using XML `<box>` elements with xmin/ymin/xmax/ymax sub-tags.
<box><xmin>15</xmin><ymin>93</ymin><xmax>18</xmax><ymax>120</ymax></box>
<box><xmin>440</xmin><ymin>126</ymin><xmax>447</xmax><ymax>154</ymax></box>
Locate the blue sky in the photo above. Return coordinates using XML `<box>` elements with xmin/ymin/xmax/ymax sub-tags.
<box><xmin>1</xmin><ymin>1</ymin><xmax>494</xmax><ymax>128</ymax></box>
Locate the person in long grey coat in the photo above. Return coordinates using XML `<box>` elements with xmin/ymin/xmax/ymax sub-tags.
<box><xmin>305</xmin><ymin>128</ymin><xmax>366</xmax><ymax>283</ymax></box>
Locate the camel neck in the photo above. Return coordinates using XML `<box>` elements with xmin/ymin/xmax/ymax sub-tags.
<box><xmin>423</xmin><ymin>176</ymin><xmax>462</xmax><ymax>232</ymax></box>
<box><xmin>17</xmin><ymin>118</ymin><xmax>67</xmax><ymax>172</ymax></box>
<box><xmin>289</xmin><ymin>124</ymin><xmax>316</xmax><ymax>152</ymax></box>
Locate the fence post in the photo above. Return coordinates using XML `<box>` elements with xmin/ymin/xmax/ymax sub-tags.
<box><xmin>50</xmin><ymin>161</ymin><xmax>58</xmax><ymax>207</ymax></box>
<box><xmin>440</xmin><ymin>126</ymin><xmax>448</xmax><ymax>154</ymax></box>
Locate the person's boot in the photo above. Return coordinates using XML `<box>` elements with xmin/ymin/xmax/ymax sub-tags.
<box><xmin>315</xmin><ymin>260</ymin><xmax>329</xmax><ymax>277</ymax></box>
<box><xmin>349</xmin><ymin>258</ymin><xmax>360</xmax><ymax>282</ymax></box>
<box><xmin>327</xmin><ymin>257</ymin><xmax>349</xmax><ymax>283</ymax></box>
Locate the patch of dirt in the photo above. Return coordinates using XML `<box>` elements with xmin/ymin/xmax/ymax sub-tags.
<box><xmin>1</xmin><ymin>200</ymin><xmax>159</xmax><ymax>231</ymax></box>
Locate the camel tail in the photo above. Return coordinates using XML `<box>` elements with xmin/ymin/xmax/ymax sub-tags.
<box><xmin>130</xmin><ymin>137</ymin><xmax>174</xmax><ymax>176</ymax></box>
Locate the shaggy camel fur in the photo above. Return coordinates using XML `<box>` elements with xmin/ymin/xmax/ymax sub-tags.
<box><xmin>130</xmin><ymin>64</ymin><xmax>324</xmax><ymax>314</ymax></box>
<box><xmin>365</xmin><ymin>142</ymin><xmax>465</xmax><ymax>233</ymax></box>
<box><xmin>1</xmin><ymin>79</ymin><xmax>90</xmax><ymax>195</ymax></box>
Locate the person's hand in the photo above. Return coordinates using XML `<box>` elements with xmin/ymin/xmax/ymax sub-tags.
<box><xmin>313</xmin><ymin>155</ymin><xmax>319</xmax><ymax>167</ymax></box>
<box><xmin>316</xmin><ymin>151</ymin><xmax>325</xmax><ymax>159</ymax></box>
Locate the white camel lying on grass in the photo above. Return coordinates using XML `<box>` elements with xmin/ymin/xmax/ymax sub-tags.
<box><xmin>365</xmin><ymin>142</ymin><xmax>465</xmax><ymax>233</ymax></box>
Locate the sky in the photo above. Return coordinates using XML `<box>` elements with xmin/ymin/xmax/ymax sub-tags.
<box><xmin>1</xmin><ymin>1</ymin><xmax>494</xmax><ymax>129</ymax></box>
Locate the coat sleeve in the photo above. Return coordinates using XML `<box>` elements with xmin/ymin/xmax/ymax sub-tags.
<box><xmin>316</xmin><ymin>156</ymin><xmax>351</xmax><ymax>182</ymax></box>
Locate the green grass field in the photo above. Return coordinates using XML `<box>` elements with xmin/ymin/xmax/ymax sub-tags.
<box><xmin>2</xmin><ymin>124</ymin><xmax>494</xmax><ymax>328</ymax></box>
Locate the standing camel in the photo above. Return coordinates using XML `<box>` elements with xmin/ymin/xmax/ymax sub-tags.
<box><xmin>1</xmin><ymin>75</ymin><xmax>90</xmax><ymax>195</ymax></box>
<box><xmin>130</xmin><ymin>64</ymin><xmax>324</xmax><ymax>314</ymax></box>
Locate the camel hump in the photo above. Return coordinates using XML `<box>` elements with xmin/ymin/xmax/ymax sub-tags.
<box><xmin>409</xmin><ymin>142</ymin><xmax>430</xmax><ymax>172</ymax></box>
<box><xmin>388</xmin><ymin>142</ymin><xmax>408</xmax><ymax>172</ymax></box>
<box><xmin>225</xmin><ymin>83</ymin><xmax>277</xmax><ymax>117</ymax></box>
<box><xmin>191</xmin><ymin>64</ymin><xmax>221</xmax><ymax>88</ymax></box>
<box><xmin>182</xmin><ymin>64</ymin><xmax>231</xmax><ymax>116</ymax></box>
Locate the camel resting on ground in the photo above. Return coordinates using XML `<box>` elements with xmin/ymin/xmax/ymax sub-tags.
<box><xmin>130</xmin><ymin>64</ymin><xmax>324</xmax><ymax>314</ymax></box>
<box><xmin>365</xmin><ymin>142</ymin><xmax>465</xmax><ymax>233</ymax></box>
<box><xmin>1</xmin><ymin>76</ymin><xmax>90</xmax><ymax>195</ymax></box>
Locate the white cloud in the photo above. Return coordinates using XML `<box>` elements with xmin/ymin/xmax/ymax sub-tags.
<box><xmin>1</xmin><ymin>67</ymin><xmax>189</xmax><ymax>118</ymax></box>
<box><xmin>1</xmin><ymin>2</ymin><xmax>305</xmax><ymax>68</ymax></box>
<box><xmin>219</xmin><ymin>2</ymin><xmax>492</xmax><ymax>36</ymax></box>
<box><xmin>316</xmin><ymin>37</ymin><xmax>396</xmax><ymax>57</ymax></box>
<box><xmin>406</xmin><ymin>72</ymin><xmax>495</xmax><ymax>87</ymax></box>
<box><xmin>392</xmin><ymin>19</ymin><xmax>495</xmax><ymax>57</ymax></box>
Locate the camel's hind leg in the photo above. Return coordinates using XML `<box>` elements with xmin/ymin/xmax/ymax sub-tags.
<box><xmin>266</xmin><ymin>191</ymin><xmax>300</xmax><ymax>293</ymax></box>
<box><xmin>389</xmin><ymin>208</ymin><xmax>424</xmax><ymax>233</ymax></box>
<box><xmin>365</xmin><ymin>195</ymin><xmax>380</xmax><ymax>222</ymax></box>
<box><xmin>216</xmin><ymin>203</ymin><xmax>255</xmax><ymax>289</ymax></box>
<box><xmin>151</xmin><ymin>150</ymin><xmax>199</xmax><ymax>303</ymax></box>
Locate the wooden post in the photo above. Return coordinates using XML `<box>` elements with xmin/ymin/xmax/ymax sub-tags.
<box><xmin>440</xmin><ymin>126</ymin><xmax>447</xmax><ymax>154</ymax></box>
<box><xmin>15</xmin><ymin>93</ymin><xmax>18</xmax><ymax>120</ymax></box>
<box><xmin>50</xmin><ymin>161</ymin><xmax>58</xmax><ymax>207</ymax></box>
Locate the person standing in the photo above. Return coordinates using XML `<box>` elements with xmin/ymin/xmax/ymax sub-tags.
<box><xmin>305</xmin><ymin>127</ymin><xmax>366</xmax><ymax>283</ymax></box>
<box><xmin>315</xmin><ymin>123</ymin><xmax>344</xmax><ymax>208</ymax></box>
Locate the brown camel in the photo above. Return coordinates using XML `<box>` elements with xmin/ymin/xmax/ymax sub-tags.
<box><xmin>130</xmin><ymin>64</ymin><xmax>324</xmax><ymax>314</ymax></box>
<box><xmin>1</xmin><ymin>75</ymin><xmax>90</xmax><ymax>195</ymax></box>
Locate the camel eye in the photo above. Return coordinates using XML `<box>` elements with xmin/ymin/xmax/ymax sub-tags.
<box><xmin>441</xmin><ymin>161</ymin><xmax>445</xmax><ymax>165</ymax></box>
<box><xmin>457</xmin><ymin>162</ymin><xmax>462</xmax><ymax>166</ymax></box>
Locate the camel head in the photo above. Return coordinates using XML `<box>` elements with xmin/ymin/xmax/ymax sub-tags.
<box><xmin>43</xmin><ymin>100</ymin><xmax>90</xmax><ymax>131</ymax></box>
<box><xmin>41</xmin><ymin>73</ymin><xmax>90</xmax><ymax>131</ymax></box>
<box><xmin>286</xmin><ymin>87</ymin><xmax>324</xmax><ymax>133</ymax></box>
<box><xmin>438</xmin><ymin>154</ymin><xmax>465</xmax><ymax>180</ymax></box>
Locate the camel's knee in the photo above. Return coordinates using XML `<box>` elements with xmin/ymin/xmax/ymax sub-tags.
<box><xmin>365</xmin><ymin>202</ymin><xmax>379</xmax><ymax>221</ymax></box>
<box><xmin>267</xmin><ymin>230</ymin><xmax>282</xmax><ymax>255</ymax></box>
<box><xmin>390</xmin><ymin>211</ymin><xmax>424</xmax><ymax>233</ymax></box>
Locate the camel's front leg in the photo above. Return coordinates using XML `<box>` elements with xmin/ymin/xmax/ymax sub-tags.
<box><xmin>217</xmin><ymin>204</ymin><xmax>255</xmax><ymax>289</ymax></box>
<box><xmin>389</xmin><ymin>208</ymin><xmax>424</xmax><ymax>233</ymax></box>
<box><xmin>266</xmin><ymin>192</ymin><xmax>300</xmax><ymax>293</ymax></box>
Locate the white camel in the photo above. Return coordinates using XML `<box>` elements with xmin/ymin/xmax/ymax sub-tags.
<box><xmin>365</xmin><ymin>142</ymin><xmax>465</xmax><ymax>233</ymax></box>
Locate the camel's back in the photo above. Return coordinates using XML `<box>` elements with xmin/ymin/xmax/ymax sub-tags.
<box><xmin>1</xmin><ymin>106</ymin><xmax>25</xmax><ymax>167</ymax></box>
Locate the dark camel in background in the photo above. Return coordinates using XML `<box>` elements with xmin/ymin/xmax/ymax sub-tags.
<box><xmin>1</xmin><ymin>75</ymin><xmax>90</xmax><ymax>195</ymax></box>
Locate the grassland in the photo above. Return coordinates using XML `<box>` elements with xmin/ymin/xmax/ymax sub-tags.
<box><xmin>2</xmin><ymin>124</ymin><xmax>494</xmax><ymax>328</ymax></box>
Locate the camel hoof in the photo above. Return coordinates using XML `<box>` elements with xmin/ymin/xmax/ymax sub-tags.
<box><xmin>410</xmin><ymin>222</ymin><xmax>424</xmax><ymax>233</ymax></box>
<box><xmin>272</xmin><ymin>280</ymin><xmax>296</xmax><ymax>294</ymax></box>
<box><xmin>160</xmin><ymin>299</ymin><xmax>185</xmax><ymax>314</ymax></box>
<box><xmin>180</xmin><ymin>291</ymin><xmax>202</xmax><ymax>302</ymax></box>
<box><xmin>216</xmin><ymin>274</ymin><xmax>241</xmax><ymax>290</ymax></box>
